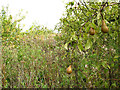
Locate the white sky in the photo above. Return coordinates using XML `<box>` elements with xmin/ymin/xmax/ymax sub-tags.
<box><xmin>0</xmin><ymin>0</ymin><xmax>73</xmax><ymax>32</ymax></box>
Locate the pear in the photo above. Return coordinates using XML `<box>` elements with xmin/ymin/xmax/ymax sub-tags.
<box><xmin>67</xmin><ymin>65</ymin><xmax>72</xmax><ymax>74</ymax></box>
<box><xmin>89</xmin><ymin>27</ymin><xmax>95</xmax><ymax>35</ymax></box>
<box><xmin>101</xmin><ymin>20</ymin><xmax>109</xmax><ymax>33</ymax></box>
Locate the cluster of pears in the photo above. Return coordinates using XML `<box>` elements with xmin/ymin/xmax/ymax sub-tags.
<box><xmin>66</xmin><ymin>21</ymin><xmax>109</xmax><ymax>74</ymax></box>
<box><xmin>89</xmin><ymin>19</ymin><xmax>109</xmax><ymax>35</ymax></box>
<box><xmin>66</xmin><ymin>65</ymin><xmax>72</xmax><ymax>74</ymax></box>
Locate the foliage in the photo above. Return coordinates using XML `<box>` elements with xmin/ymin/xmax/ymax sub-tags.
<box><xmin>1</xmin><ymin>6</ymin><xmax>25</xmax><ymax>48</ymax></box>
<box><xmin>1</xmin><ymin>1</ymin><xmax>120</xmax><ymax>88</ymax></box>
<box><xmin>55</xmin><ymin>1</ymin><xmax>119</xmax><ymax>88</ymax></box>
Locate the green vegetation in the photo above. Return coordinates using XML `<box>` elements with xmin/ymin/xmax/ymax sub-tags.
<box><xmin>1</xmin><ymin>1</ymin><xmax>120</xmax><ymax>88</ymax></box>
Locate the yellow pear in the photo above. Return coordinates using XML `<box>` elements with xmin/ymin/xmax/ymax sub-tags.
<box><xmin>101</xmin><ymin>20</ymin><xmax>109</xmax><ymax>33</ymax></box>
<box><xmin>67</xmin><ymin>65</ymin><xmax>72</xmax><ymax>74</ymax></box>
<box><xmin>89</xmin><ymin>27</ymin><xmax>95</xmax><ymax>35</ymax></box>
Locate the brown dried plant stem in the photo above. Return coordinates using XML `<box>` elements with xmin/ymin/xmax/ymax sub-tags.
<box><xmin>67</xmin><ymin>75</ymin><xmax>70</xmax><ymax>88</ymax></box>
<box><xmin>2</xmin><ymin>64</ymin><xmax>6</xmax><ymax>87</ymax></box>
<box><xmin>72</xmin><ymin>50</ymin><xmax>79</xmax><ymax>87</ymax></box>
<box><xmin>74</xmin><ymin>64</ymin><xmax>79</xmax><ymax>87</ymax></box>
<box><xmin>107</xmin><ymin>34</ymin><xmax>111</xmax><ymax>88</ymax></box>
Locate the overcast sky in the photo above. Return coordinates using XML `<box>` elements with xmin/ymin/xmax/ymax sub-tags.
<box><xmin>0</xmin><ymin>0</ymin><xmax>74</xmax><ymax>32</ymax></box>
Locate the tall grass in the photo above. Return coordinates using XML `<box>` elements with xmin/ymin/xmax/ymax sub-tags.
<box><xmin>2</xmin><ymin>33</ymin><xmax>119</xmax><ymax>88</ymax></box>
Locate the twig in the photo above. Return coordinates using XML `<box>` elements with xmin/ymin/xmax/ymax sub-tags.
<box><xmin>109</xmin><ymin>2</ymin><xmax>120</xmax><ymax>6</ymax></box>
<box><xmin>80</xmin><ymin>12</ymin><xmax>98</xmax><ymax>31</ymax></box>
<box><xmin>84</xmin><ymin>1</ymin><xmax>90</xmax><ymax>11</ymax></box>
<box><xmin>91</xmin><ymin>8</ymin><xmax>98</xmax><ymax>11</ymax></box>
<box><xmin>80</xmin><ymin>0</ymin><xmax>90</xmax><ymax>11</ymax></box>
<box><xmin>100</xmin><ymin>2</ymin><xmax>107</xmax><ymax>12</ymax></box>
<box><xmin>78</xmin><ymin>5</ymin><xmax>88</xmax><ymax>18</ymax></box>
<box><xmin>81</xmin><ymin>2</ymin><xmax>114</xmax><ymax>30</ymax></box>
<box><xmin>108</xmin><ymin>68</ymin><xmax>112</xmax><ymax>88</ymax></box>
<box><xmin>74</xmin><ymin>0</ymin><xmax>88</xmax><ymax>17</ymax></box>
<box><xmin>100</xmin><ymin>2</ymin><xmax>109</xmax><ymax>19</ymax></box>
<box><xmin>74</xmin><ymin>63</ymin><xmax>79</xmax><ymax>87</ymax></box>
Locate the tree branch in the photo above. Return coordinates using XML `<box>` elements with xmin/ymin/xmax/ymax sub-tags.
<box><xmin>80</xmin><ymin>12</ymin><xmax>98</xmax><ymax>31</ymax></box>
<box><xmin>75</xmin><ymin>1</ymin><xmax>120</xmax><ymax>32</ymax></box>
<box><xmin>80</xmin><ymin>0</ymin><xmax>90</xmax><ymax>11</ymax></box>
<box><xmin>74</xmin><ymin>0</ymin><xmax>88</xmax><ymax>17</ymax></box>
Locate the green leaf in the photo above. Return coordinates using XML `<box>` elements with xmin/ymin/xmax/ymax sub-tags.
<box><xmin>107</xmin><ymin>65</ymin><xmax>110</xmax><ymax>69</ymax></box>
<box><xmin>79</xmin><ymin>34</ymin><xmax>83</xmax><ymax>40</ymax></box>
<box><xmin>97</xmin><ymin>19</ymin><xmax>101</xmax><ymax>26</ymax></box>
<box><xmin>114</xmin><ymin>55</ymin><xmax>119</xmax><ymax>59</ymax></box>
<box><xmin>64</xmin><ymin>42</ymin><xmax>68</xmax><ymax>50</ymax></box>
<box><xmin>112</xmin><ymin>83</ymin><xmax>116</xmax><ymax>87</ymax></box>
<box><xmin>78</xmin><ymin>40</ymin><xmax>84</xmax><ymax>51</ymax></box>
<box><xmin>85</xmin><ymin>39</ymin><xmax>92</xmax><ymax>50</ymax></box>
<box><xmin>102</xmin><ymin>61</ymin><xmax>108</xmax><ymax>69</ymax></box>
<box><xmin>111</xmin><ymin>63</ymin><xmax>114</xmax><ymax>67</ymax></box>
<box><xmin>91</xmin><ymin>22</ymin><xmax>96</xmax><ymax>28</ymax></box>
<box><xmin>93</xmin><ymin>34</ymin><xmax>98</xmax><ymax>42</ymax></box>
<box><xmin>89</xmin><ymin>54</ymin><xmax>97</xmax><ymax>58</ymax></box>
<box><xmin>86</xmin><ymin>26</ymin><xmax>90</xmax><ymax>32</ymax></box>
<box><xmin>97</xmin><ymin>12</ymin><xmax>100</xmax><ymax>20</ymax></box>
<box><xmin>71</xmin><ymin>31</ymin><xmax>77</xmax><ymax>40</ymax></box>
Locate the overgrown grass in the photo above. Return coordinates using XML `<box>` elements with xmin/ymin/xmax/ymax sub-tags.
<box><xmin>2</xmin><ymin>33</ymin><xmax>119</xmax><ymax>88</ymax></box>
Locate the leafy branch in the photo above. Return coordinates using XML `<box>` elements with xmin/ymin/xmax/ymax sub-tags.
<box><xmin>80</xmin><ymin>12</ymin><xmax>98</xmax><ymax>31</ymax></box>
<box><xmin>79</xmin><ymin>0</ymin><xmax>90</xmax><ymax>11</ymax></box>
<box><xmin>80</xmin><ymin>2</ymin><xmax>120</xmax><ymax>31</ymax></box>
